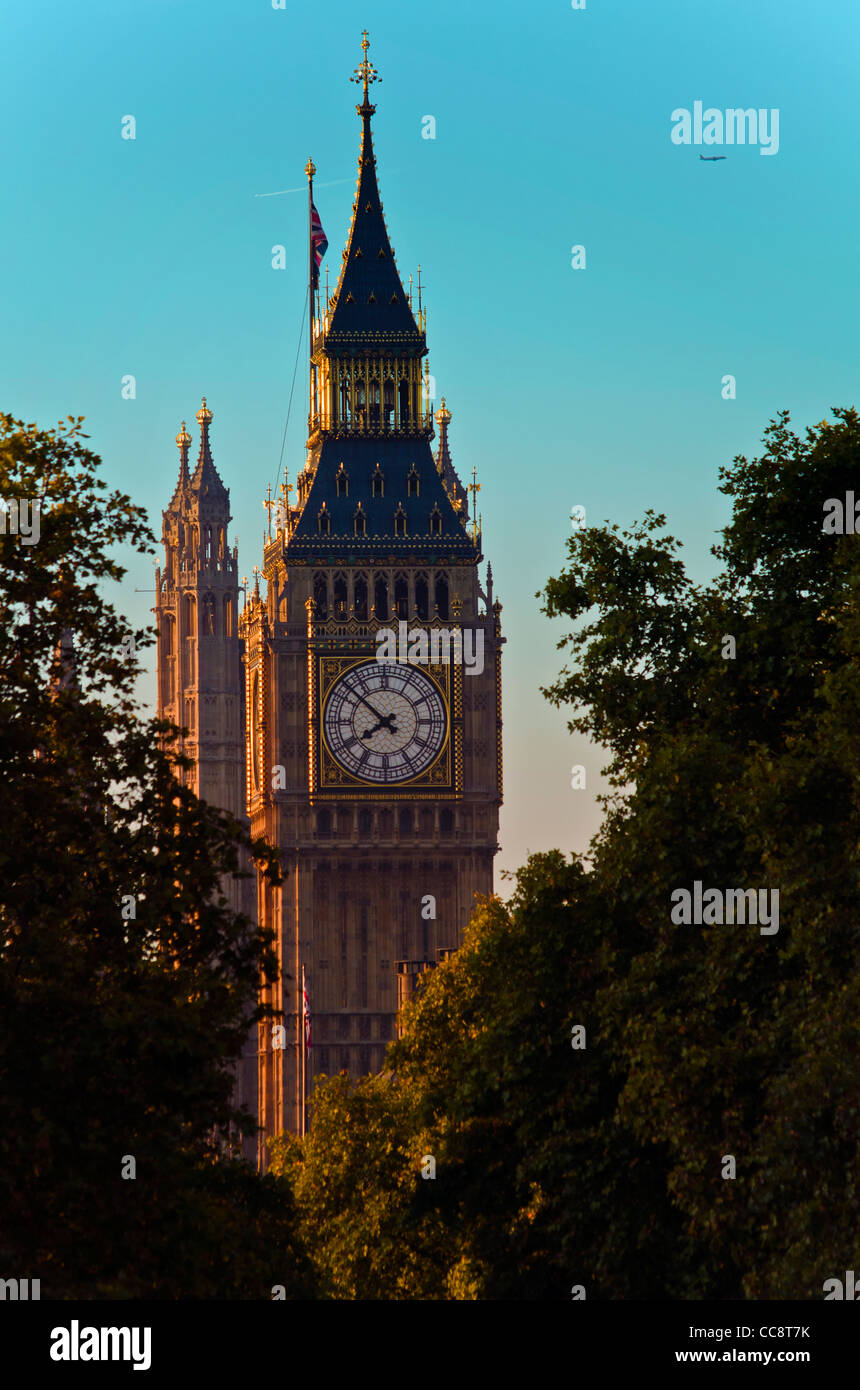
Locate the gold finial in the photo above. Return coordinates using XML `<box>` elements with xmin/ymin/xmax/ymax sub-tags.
<box><xmin>435</xmin><ymin>397</ymin><xmax>451</xmax><ymax>426</ymax></box>
<box><xmin>196</xmin><ymin>396</ymin><xmax>213</xmax><ymax>429</ymax></box>
<box><xmin>468</xmin><ymin>464</ymin><xmax>482</xmax><ymax>540</ymax></box>
<box><xmin>176</xmin><ymin>420</ymin><xmax>192</xmax><ymax>451</ymax></box>
<box><xmin>277</xmin><ymin>468</ymin><xmax>293</xmax><ymax>536</ymax></box>
<box><xmin>351</xmin><ymin>29</ymin><xmax>381</xmax><ymax>101</ymax></box>
<box><xmin>305</xmin><ymin>157</ymin><xmax>316</xmax><ymax>181</ymax></box>
<box><xmin>263</xmin><ymin>481</ymin><xmax>276</xmax><ymax>540</ymax></box>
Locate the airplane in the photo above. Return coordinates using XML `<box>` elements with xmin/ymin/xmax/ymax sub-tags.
<box><xmin>699</xmin><ymin>154</ymin><xmax>727</xmax><ymax>161</ymax></box>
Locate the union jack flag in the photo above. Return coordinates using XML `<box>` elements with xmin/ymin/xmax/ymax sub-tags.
<box><xmin>302</xmin><ymin>964</ymin><xmax>311</xmax><ymax>1050</ymax></box>
<box><xmin>311</xmin><ymin>202</ymin><xmax>328</xmax><ymax>288</ymax></box>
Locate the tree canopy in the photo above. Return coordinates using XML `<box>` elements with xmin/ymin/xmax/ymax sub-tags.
<box><xmin>0</xmin><ymin>412</ymin><xmax>310</xmax><ymax>1298</ymax></box>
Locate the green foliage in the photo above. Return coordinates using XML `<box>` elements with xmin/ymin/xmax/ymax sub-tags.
<box><xmin>0</xmin><ymin>413</ymin><xmax>309</xmax><ymax>1298</ymax></box>
<box><xmin>537</xmin><ymin>407</ymin><xmax>860</xmax><ymax>1297</ymax></box>
<box><xmin>269</xmin><ymin>1073</ymin><xmax>452</xmax><ymax>1298</ymax></box>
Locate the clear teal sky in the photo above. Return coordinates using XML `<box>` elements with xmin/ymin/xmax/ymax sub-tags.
<box><xmin>3</xmin><ymin>0</ymin><xmax>859</xmax><ymax>882</ymax></box>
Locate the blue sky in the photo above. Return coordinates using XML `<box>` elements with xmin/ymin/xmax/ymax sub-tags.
<box><xmin>3</xmin><ymin>0</ymin><xmax>859</xmax><ymax>881</ymax></box>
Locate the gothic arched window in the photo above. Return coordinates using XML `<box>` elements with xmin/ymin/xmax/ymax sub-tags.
<box><xmin>372</xmin><ymin>464</ymin><xmax>384</xmax><ymax>497</ymax></box>
<box><xmin>313</xmin><ymin>573</ymin><xmax>328</xmax><ymax>619</ymax></box>
<box><xmin>182</xmin><ymin>595</ymin><xmax>196</xmax><ymax>685</ymax></box>
<box><xmin>374</xmin><ymin>575</ymin><xmax>389</xmax><ymax>622</ymax></box>
<box><xmin>407</xmin><ymin>465</ymin><xmax>419</xmax><ymax>497</ymax></box>
<box><xmin>162</xmin><ymin>616</ymin><xmax>175</xmax><ymax>703</ymax></box>
<box><xmin>394</xmin><ymin>574</ymin><xmax>408</xmax><ymax>620</ymax></box>
<box><xmin>434</xmin><ymin>574</ymin><xmax>449</xmax><ymax>620</ymax></box>
<box><xmin>336</xmin><ymin>464</ymin><xmax>349</xmax><ymax>497</ymax></box>
<box><xmin>354</xmin><ymin>505</ymin><xmax>366</xmax><ymax>537</ymax></box>
<box><xmin>223</xmin><ymin>593</ymin><xmax>233</xmax><ymax>637</ymax></box>
<box><xmin>415</xmin><ymin>573</ymin><xmax>429</xmax><ymax>620</ymax></box>
<box><xmin>398</xmin><ymin>808</ymin><xmax>413</xmax><ymax>836</ymax></box>
<box><xmin>394</xmin><ymin>504</ymin><xmax>407</xmax><ymax>537</ymax></box>
<box><xmin>317</xmin><ymin>505</ymin><xmax>331</xmax><ymax>535</ymax></box>
<box><xmin>429</xmin><ymin>505</ymin><xmax>442</xmax><ymax>536</ymax></box>
<box><xmin>354</xmin><ymin>573</ymin><xmax>368</xmax><ymax>620</ymax></box>
<box><xmin>440</xmin><ymin>808</ymin><xmax>454</xmax><ymax>838</ymax></box>
<box><xmin>333</xmin><ymin>573</ymin><xmax>348</xmax><ymax>618</ymax></box>
<box><xmin>203</xmin><ymin>594</ymin><xmax>216</xmax><ymax>636</ymax></box>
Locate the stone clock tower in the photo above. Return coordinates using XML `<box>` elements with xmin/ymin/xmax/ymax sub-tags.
<box><xmin>241</xmin><ymin>35</ymin><xmax>503</xmax><ymax>1162</ymax></box>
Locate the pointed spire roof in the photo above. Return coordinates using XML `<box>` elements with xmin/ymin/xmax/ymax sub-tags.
<box><xmin>189</xmin><ymin>397</ymin><xmax>228</xmax><ymax>499</ymax></box>
<box><xmin>169</xmin><ymin>420</ymin><xmax>192</xmax><ymax>508</ymax></box>
<box><xmin>434</xmin><ymin>397</ymin><xmax>468</xmax><ymax>514</ymax></box>
<box><xmin>322</xmin><ymin>34</ymin><xmax>424</xmax><ymax>351</ymax></box>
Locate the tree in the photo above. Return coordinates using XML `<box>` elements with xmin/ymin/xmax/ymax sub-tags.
<box><xmin>269</xmin><ymin>1071</ymin><xmax>450</xmax><ymax>1299</ymax></box>
<box><xmin>539</xmin><ymin>407</ymin><xmax>860</xmax><ymax>1297</ymax></box>
<box><xmin>274</xmin><ymin>854</ymin><xmax>694</xmax><ymax>1300</ymax></box>
<box><xmin>0</xmin><ymin>412</ymin><xmax>311</xmax><ymax>1297</ymax></box>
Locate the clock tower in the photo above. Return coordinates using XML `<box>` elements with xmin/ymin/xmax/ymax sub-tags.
<box><xmin>241</xmin><ymin>34</ymin><xmax>503</xmax><ymax>1161</ymax></box>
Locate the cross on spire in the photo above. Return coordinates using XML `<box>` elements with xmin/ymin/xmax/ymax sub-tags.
<box><xmin>351</xmin><ymin>29</ymin><xmax>381</xmax><ymax>106</ymax></box>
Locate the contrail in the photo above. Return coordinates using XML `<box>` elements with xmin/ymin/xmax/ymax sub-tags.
<box><xmin>254</xmin><ymin>177</ymin><xmax>354</xmax><ymax>198</ymax></box>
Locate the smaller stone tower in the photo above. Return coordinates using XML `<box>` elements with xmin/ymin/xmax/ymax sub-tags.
<box><xmin>155</xmin><ymin>401</ymin><xmax>257</xmax><ymax>1157</ymax></box>
<box><xmin>155</xmin><ymin>401</ymin><xmax>244</xmax><ymax>814</ymax></box>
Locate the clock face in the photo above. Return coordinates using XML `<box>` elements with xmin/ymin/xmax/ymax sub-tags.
<box><xmin>322</xmin><ymin>660</ymin><xmax>447</xmax><ymax>783</ymax></box>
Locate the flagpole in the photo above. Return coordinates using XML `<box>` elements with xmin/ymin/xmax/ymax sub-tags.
<box><xmin>305</xmin><ymin>158</ymin><xmax>316</xmax><ymax>426</ymax></box>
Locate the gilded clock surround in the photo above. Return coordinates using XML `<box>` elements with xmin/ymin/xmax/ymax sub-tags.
<box><xmin>314</xmin><ymin>651</ymin><xmax>456</xmax><ymax>793</ymax></box>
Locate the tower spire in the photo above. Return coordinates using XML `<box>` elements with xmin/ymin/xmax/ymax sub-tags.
<box><xmin>291</xmin><ymin>35</ymin><xmax>476</xmax><ymax>561</ymax></box>
<box><xmin>434</xmin><ymin>397</ymin><xmax>469</xmax><ymax>519</ymax></box>
<box><xmin>318</xmin><ymin>32</ymin><xmax>421</xmax><ymax>352</ymax></box>
<box><xmin>435</xmin><ymin>397</ymin><xmax>452</xmax><ymax>472</ymax></box>
<box><xmin>170</xmin><ymin>420</ymin><xmax>192</xmax><ymax>506</ymax></box>
<box><xmin>196</xmin><ymin>397</ymin><xmax>213</xmax><ymax>467</ymax></box>
<box><xmin>189</xmin><ymin>397</ymin><xmax>228</xmax><ymax>498</ymax></box>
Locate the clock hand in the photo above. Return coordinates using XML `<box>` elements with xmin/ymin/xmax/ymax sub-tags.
<box><xmin>355</xmin><ymin>692</ymin><xmax>387</xmax><ymax>722</ymax></box>
<box><xmin>361</xmin><ymin>715</ymin><xmax>398</xmax><ymax>739</ymax></box>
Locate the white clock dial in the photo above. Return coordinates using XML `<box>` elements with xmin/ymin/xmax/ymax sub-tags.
<box><xmin>323</xmin><ymin>660</ymin><xmax>447</xmax><ymax>783</ymax></box>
